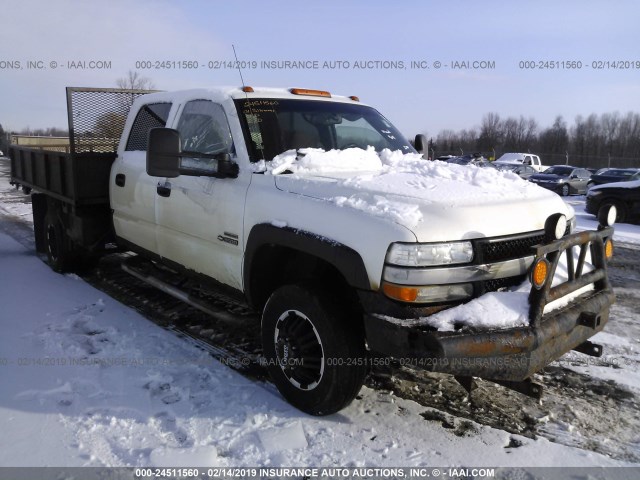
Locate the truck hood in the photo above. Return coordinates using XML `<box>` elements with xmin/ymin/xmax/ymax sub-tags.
<box><xmin>273</xmin><ymin>158</ymin><xmax>573</xmax><ymax>242</ymax></box>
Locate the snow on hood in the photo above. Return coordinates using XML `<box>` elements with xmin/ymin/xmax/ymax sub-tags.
<box><xmin>254</xmin><ymin>147</ymin><xmax>570</xmax><ymax>234</ymax></box>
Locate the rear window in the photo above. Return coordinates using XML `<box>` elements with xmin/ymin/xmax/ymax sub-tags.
<box><xmin>125</xmin><ymin>103</ymin><xmax>172</xmax><ymax>151</ymax></box>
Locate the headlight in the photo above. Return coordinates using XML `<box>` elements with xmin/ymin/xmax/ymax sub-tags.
<box><xmin>386</xmin><ymin>241</ymin><xmax>474</xmax><ymax>267</ymax></box>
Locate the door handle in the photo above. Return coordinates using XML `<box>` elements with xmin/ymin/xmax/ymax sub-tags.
<box><xmin>157</xmin><ymin>182</ymin><xmax>172</xmax><ymax>197</ymax></box>
<box><xmin>115</xmin><ymin>173</ymin><xmax>126</xmax><ymax>187</ymax></box>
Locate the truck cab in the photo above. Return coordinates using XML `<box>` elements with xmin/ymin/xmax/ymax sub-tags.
<box><xmin>495</xmin><ymin>152</ymin><xmax>545</xmax><ymax>172</ymax></box>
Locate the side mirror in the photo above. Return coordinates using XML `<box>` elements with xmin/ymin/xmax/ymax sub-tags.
<box><xmin>414</xmin><ymin>134</ymin><xmax>427</xmax><ymax>153</ymax></box>
<box><xmin>147</xmin><ymin>128</ymin><xmax>181</xmax><ymax>178</ymax></box>
<box><xmin>146</xmin><ymin>127</ymin><xmax>239</xmax><ymax>179</ymax></box>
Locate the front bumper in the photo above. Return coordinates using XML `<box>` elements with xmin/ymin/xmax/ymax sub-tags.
<box><xmin>364</xmin><ymin>288</ymin><xmax>612</xmax><ymax>380</ymax></box>
<box><xmin>364</xmin><ymin>227</ymin><xmax>615</xmax><ymax>382</ymax></box>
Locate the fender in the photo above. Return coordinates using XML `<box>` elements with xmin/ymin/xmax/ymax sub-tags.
<box><xmin>243</xmin><ymin>223</ymin><xmax>371</xmax><ymax>306</ymax></box>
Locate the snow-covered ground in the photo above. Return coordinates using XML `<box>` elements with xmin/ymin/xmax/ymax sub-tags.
<box><xmin>0</xmin><ymin>231</ymin><xmax>632</xmax><ymax>468</ymax></box>
<box><xmin>1</xmin><ymin>157</ymin><xmax>639</xmax><ymax>469</ymax></box>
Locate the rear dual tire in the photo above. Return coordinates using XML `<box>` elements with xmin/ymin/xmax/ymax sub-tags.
<box><xmin>44</xmin><ymin>213</ymin><xmax>75</xmax><ymax>273</ymax></box>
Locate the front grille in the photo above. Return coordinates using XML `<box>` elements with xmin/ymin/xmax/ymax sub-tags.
<box><xmin>483</xmin><ymin>275</ymin><xmax>526</xmax><ymax>293</ymax></box>
<box><xmin>477</xmin><ymin>233</ymin><xmax>545</xmax><ymax>263</ymax></box>
<box><xmin>477</xmin><ymin>226</ymin><xmax>571</xmax><ymax>264</ymax></box>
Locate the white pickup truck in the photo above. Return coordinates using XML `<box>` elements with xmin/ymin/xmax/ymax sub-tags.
<box><xmin>495</xmin><ymin>152</ymin><xmax>546</xmax><ymax>172</ymax></box>
<box><xmin>10</xmin><ymin>86</ymin><xmax>615</xmax><ymax>415</ymax></box>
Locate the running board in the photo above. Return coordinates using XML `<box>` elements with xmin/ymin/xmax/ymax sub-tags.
<box><xmin>121</xmin><ymin>261</ymin><xmax>254</xmax><ymax>324</ymax></box>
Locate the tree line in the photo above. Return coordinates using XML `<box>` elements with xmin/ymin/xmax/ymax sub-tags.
<box><xmin>0</xmin><ymin>71</ymin><xmax>156</xmax><ymax>153</ymax></box>
<box><xmin>430</xmin><ymin>112</ymin><xmax>640</xmax><ymax>168</ymax></box>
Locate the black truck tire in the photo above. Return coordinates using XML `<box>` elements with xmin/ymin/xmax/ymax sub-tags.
<box><xmin>261</xmin><ymin>284</ymin><xmax>367</xmax><ymax>416</ymax></box>
<box><xmin>44</xmin><ymin>212</ymin><xmax>76</xmax><ymax>273</ymax></box>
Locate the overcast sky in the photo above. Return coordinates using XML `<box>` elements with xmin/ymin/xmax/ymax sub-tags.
<box><xmin>1</xmin><ymin>0</ymin><xmax>639</xmax><ymax>138</ymax></box>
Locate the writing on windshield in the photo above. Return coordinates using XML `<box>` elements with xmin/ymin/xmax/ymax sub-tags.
<box><xmin>234</xmin><ymin>98</ymin><xmax>414</xmax><ymax>161</ymax></box>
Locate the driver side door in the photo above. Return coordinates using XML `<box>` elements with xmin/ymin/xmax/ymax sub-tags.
<box><xmin>154</xmin><ymin>99</ymin><xmax>250</xmax><ymax>291</ymax></box>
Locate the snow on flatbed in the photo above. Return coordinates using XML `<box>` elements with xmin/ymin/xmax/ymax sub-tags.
<box><xmin>0</xmin><ymin>231</ymin><xmax>631</xmax><ymax>468</ymax></box>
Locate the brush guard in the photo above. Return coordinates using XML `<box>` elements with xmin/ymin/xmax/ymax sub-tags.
<box><xmin>364</xmin><ymin>226</ymin><xmax>615</xmax><ymax>398</ymax></box>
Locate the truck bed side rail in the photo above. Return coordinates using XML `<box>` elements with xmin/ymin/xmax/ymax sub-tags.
<box><xmin>9</xmin><ymin>146</ymin><xmax>116</xmax><ymax>205</ymax></box>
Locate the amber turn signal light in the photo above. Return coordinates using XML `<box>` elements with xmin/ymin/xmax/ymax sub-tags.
<box><xmin>604</xmin><ymin>239</ymin><xmax>613</xmax><ymax>260</ymax></box>
<box><xmin>382</xmin><ymin>283</ymin><xmax>418</xmax><ymax>302</ymax></box>
<box><xmin>530</xmin><ymin>258</ymin><xmax>550</xmax><ymax>290</ymax></box>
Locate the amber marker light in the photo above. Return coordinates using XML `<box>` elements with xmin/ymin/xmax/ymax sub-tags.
<box><xmin>241</xmin><ymin>86</ymin><xmax>254</xmax><ymax>92</ymax></box>
<box><xmin>349</xmin><ymin>96</ymin><xmax>360</xmax><ymax>101</ymax></box>
<box><xmin>604</xmin><ymin>239</ymin><xmax>614</xmax><ymax>260</ymax></box>
<box><xmin>382</xmin><ymin>283</ymin><xmax>419</xmax><ymax>302</ymax></box>
<box><xmin>289</xmin><ymin>88</ymin><xmax>331</xmax><ymax>97</ymax></box>
<box><xmin>530</xmin><ymin>258</ymin><xmax>550</xmax><ymax>290</ymax></box>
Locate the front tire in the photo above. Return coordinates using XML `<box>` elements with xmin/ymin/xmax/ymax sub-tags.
<box><xmin>261</xmin><ymin>284</ymin><xmax>367</xmax><ymax>415</ymax></box>
<box><xmin>561</xmin><ymin>184</ymin><xmax>570</xmax><ymax>196</ymax></box>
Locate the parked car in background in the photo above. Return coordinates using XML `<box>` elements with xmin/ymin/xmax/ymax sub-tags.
<box><xmin>528</xmin><ymin>165</ymin><xmax>592</xmax><ymax>196</ymax></box>
<box><xmin>586</xmin><ymin>179</ymin><xmax>640</xmax><ymax>224</ymax></box>
<box><xmin>0</xmin><ymin>150</ymin><xmax>4</xmax><ymax>157</ymax></box>
<box><xmin>495</xmin><ymin>153</ymin><xmax>545</xmax><ymax>172</ymax></box>
<box><xmin>587</xmin><ymin>168</ymin><xmax>640</xmax><ymax>188</ymax></box>
<box><xmin>445</xmin><ymin>154</ymin><xmax>496</xmax><ymax>168</ymax></box>
<box><xmin>495</xmin><ymin>163</ymin><xmax>536</xmax><ymax>179</ymax></box>
<box><xmin>434</xmin><ymin>155</ymin><xmax>456</xmax><ymax>161</ymax></box>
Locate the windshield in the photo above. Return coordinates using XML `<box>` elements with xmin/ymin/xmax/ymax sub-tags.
<box><xmin>542</xmin><ymin>166</ymin><xmax>573</xmax><ymax>176</ymax></box>
<box><xmin>234</xmin><ymin>98</ymin><xmax>415</xmax><ymax>161</ymax></box>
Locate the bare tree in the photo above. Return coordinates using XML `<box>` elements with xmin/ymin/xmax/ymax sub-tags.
<box><xmin>116</xmin><ymin>70</ymin><xmax>156</xmax><ymax>91</ymax></box>
<box><xmin>95</xmin><ymin>112</ymin><xmax>127</xmax><ymax>139</ymax></box>
<box><xmin>477</xmin><ymin>112</ymin><xmax>502</xmax><ymax>151</ymax></box>
<box><xmin>539</xmin><ymin>116</ymin><xmax>569</xmax><ymax>154</ymax></box>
